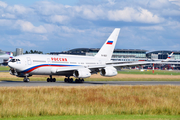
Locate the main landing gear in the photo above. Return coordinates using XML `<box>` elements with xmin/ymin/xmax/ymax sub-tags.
<box><xmin>64</xmin><ymin>77</ymin><xmax>84</xmax><ymax>83</ymax></box>
<box><xmin>47</xmin><ymin>75</ymin><xmax>56</xmax><ymax>82</ymax></box>
<box><xmin>75</xmin><ymin>78</ymin><xmax>84</xmax><ymax>83</ymax></box>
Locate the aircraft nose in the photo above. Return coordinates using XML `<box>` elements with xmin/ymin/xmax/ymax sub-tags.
<box><xmin>8</xmin><ymin>62</ymin><xmax>13</xmax><ymax>68</ymax></box>
<box><xmin>8</xmin><ymin>62</ymin><xmax>11</xmax><ymax>67</ymax></box>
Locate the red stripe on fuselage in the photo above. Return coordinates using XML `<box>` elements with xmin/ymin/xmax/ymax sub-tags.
<box><xmin>24</xmin><ymin>65</ymin><xmax>70</xmax><ymax>74</ymax></box>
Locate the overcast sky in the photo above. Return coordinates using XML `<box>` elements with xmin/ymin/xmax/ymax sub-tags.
<box><xmin>0</xmin><ymin>0</ymin><xmax>180</xmax><ymax>53</ymax></box>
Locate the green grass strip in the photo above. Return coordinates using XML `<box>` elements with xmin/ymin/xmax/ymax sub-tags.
<box><xmin>0</xmin><ymin>66</ymin><xmax>9</xmax><ymax>71</ymax></box>
<box><xmin>3</xmin><ymin>115</ymin><xmax>180</xmax><ymax>120</ymax></box>
<box><xmin>118</xmin><ymin>70</ymin><xmax>180</xmax><ymax>75</ymax></box>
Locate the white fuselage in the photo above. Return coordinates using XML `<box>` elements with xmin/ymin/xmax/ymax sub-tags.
<box><xmin>8</xmin><ymin>54</ymin><xmax>106</xmax><ymax>76</ymax></box>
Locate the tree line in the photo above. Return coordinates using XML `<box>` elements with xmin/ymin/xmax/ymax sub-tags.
<box><xmin>24</xmin><ymin>50</ymin><xmax>43</xmax><ymax>54</ymax></box>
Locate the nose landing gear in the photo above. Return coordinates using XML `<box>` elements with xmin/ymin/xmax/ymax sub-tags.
<box><xmin>23</xmin><ymin>76</ymin><xmax>30</xmax><ymax>82</ymax></box>
<box><xmin>47</xmin><ymin>75</ymin><xmax>56</xmax><ymax>82</ymax></box>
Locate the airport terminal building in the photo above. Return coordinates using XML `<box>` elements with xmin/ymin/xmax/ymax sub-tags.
<box><xmin>51</xmin><ymin>48</ymin><xmax>180</xmax><ymax>61</ymax></box>
<box><xmin>50</xmin><ymin>48</ymin><xmax>148</xmax><ymax>61</ymax></box>
<box><xmin>50</xmin><ymin>48</ymin><xmax>180</xmax><ymax>61</ymax></box>
<box><xmin>50</xmin><ymin>48</ymin><xmax>180</xmax><ymax>70</ymax></box>
<box><xmin>0</xmin><ymin>49</ymin><xmax>13</xmax><ymax>55</ymax></box>
<box><xmin>146</xmin><ymin>50</ymin><xmax>180</xmax><ymax>60</ymax></box>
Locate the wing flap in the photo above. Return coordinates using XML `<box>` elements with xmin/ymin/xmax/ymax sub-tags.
<box><xmin>52</xmin><ymin>66</ymin><xmax>81</xmax><ymax>73</ymax></box>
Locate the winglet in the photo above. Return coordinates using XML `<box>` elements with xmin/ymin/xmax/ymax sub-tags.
<box><xmin>95</xmin><ymin>28</ymin><xmax>120</xmax><ymax>61</ymax></box>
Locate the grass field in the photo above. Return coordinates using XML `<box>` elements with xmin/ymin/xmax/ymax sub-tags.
<box><xmin>0</xmin><ymin>66</ymin><xmax>9</xmax><ymax>71</ymax></box>
<box><xmin>1</xmin><ymin>69</ymin><xmax>180</xmax><ymax>119</ymax></box>
<box><xmin>118</xmin><ymin>69</ymin><xmax>180</xmax><ymax>75</ymax></box>
<box><xmin>4</xmin><ymin>115</ymin><xmax>180</xmax><ymax>120</ymax></box>
<box><xmin>0</xmin><ymin>86</ymin><xmax>180</xmax><ymax>119</ymax></box>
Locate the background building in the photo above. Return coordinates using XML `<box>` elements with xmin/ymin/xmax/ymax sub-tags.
<box><xmin>146</xmin><ymin>50</ymin><xmax>180</xmax><ymax>60</ymax></box>
<box><xmin>51</xmin><ymin>48</ymin><xmax>180</xmax><ymax>70</ymax></box>
<box><xmin>16</xmin><ymin>48</ymin><xmax>23</xmax><ymax>56</ymax></box>
<box><xmin>0</xmin><ymin>49</ymin><xmax>13</xmax><ymax>56</ymax></box>
<box><xmin>50</xmin><ymin>48</ymin><xmax>147</xmax><ymax>61</ymax></box>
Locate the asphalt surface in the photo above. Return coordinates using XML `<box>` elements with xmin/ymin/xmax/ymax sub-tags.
<box><xmin>0</xmin><ymin>81</ymin><xmax>180</xmax><ymax>87</ymax></box>
<box><xmin>0</xmin><ymin>70</ymin><xmax>8</xmax><ymax>72</ymax></box>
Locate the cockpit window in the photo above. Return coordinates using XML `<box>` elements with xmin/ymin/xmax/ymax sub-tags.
<box><xmin>10</xmin><ymin>59</ymin><xmax>20</xmax><ymax>62</ymax></box>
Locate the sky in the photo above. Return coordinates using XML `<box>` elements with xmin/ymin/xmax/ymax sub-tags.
<box><xmin>0</xmin><ymin>0</ymin><xmax>180</xmax><ymax>53</ymax></box>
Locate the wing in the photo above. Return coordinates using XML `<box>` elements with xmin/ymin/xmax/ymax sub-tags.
<box><xmin>54</xmin><ymin>65</ymin><xmax>105</xmax><ymax>75</ymax></box>
<box><xmin>111</xmin><ymin>61</ymin><xmax>161</xmax><ymax>69</ymax></box>
<box><xmin>53</xmin><ymin>61</ymin><xmax>163</xmax><ymax>75</ymax></box>
<box><xmin>53</xmin><ymin>66</ymin><xmax>82</xmax><ymax>73</ymax></box>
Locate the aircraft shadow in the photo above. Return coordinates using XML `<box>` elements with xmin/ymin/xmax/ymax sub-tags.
<box><xmin>1</xmin><ymin>80</ymin><xmax>23</xmax><ymax>82</ymax></box>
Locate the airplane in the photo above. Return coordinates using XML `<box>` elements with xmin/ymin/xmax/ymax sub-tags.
<box><xmin>0</xmin><ymin>53</ymin><xmax>13</xmax><ymax>64</ymax></box>
<box><xmin>8</xmin><ymin>28</ymin><xmax>161</xmax><ymax>83</ymax></box>
<box><xmin>145</xmin><ymin>52</ymin><xmax>174</xmax><ymax>62</ymax></box>
<box><xmin>160</xmin><ymin>52</ymin><xmax>180</xmax><ymax>64</ymax></box>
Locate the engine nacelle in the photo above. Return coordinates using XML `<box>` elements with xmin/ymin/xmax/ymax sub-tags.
<box><xmin>100</xmin><ymin>66</ymin><xmax>117</xmax><ymax>77</ymax></box>
<box><xmin>73</xmin><ymin>68</ymin><xmax>91</xmax><ymax>78</ymax></box>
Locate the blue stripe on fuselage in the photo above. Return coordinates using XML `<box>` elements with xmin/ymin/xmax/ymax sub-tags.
<box><xmin>21</xmin><ymin>64</ymin><xmax>79</xmax><ymax>73</ymax></box>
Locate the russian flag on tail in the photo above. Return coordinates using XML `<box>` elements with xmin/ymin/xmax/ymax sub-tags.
<box><xmin>167</xmin><ymin>56</ymin><xmax>171</xmax><ymax>59</ymax></box>
<box><xmin>167</xmin><ymin>52</ymin><xmax>174</xmax><ymax>59</ymax></box>
<box><xmin>106</xmin><ymin>41</ymin><xmax>113</xmax><ymax>45</ymax></box>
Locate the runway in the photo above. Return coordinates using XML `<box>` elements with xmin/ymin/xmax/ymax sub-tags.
<box><xmin>0</xmin><ymin>71</ymin><xmax>8</xmax><ymax>72</ymax></box>
<box><xmin>0</xmin><ymin>81</ymin><xmax>180</xmax><ymax>87</ymax></box>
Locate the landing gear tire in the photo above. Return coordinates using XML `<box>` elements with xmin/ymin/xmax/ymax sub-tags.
<box><xmin>64</xmin><ymin>77</ymin><xmax>74</xmax><ymax>83</ymax></box>
<box><xmin>23</xmin><ymin>78</ymin><xmax>30</xmax><ymax>82</ymax></box>
<box><xmin>75</xmin><ymin>78</ymin><xmax>84</xmax><ymax>83</ymax></box>
<box><xmin>70</xmin><ymin>78</ymin><xmax>73</xmax><ymax>83</ymax></box>
<box><xmin>52</xmin><ymin>78</ymin><xmax>56</xmax><ymax>82</ymax></box>
<box><xmin>47</xmin><ymin>76</ymin><xmax>56</xmax><ymax>82</ymax></box>
<box><xmin>64</xmin><ymin>78</ymin><xmax>68</xmax><ymax>82</ymax></box>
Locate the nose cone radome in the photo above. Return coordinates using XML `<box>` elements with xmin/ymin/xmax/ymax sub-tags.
<box><xmin>8</xmin><ymin>62</ymin><xmax>15</xmax><ymax>69</ymax></box>
<box><xmin>8</xmin><ymin>62</ymin><xmax>12</xmax><ymax>68</ymax></box>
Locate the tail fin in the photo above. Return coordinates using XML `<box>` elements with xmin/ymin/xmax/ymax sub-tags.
<box><xmin>162</xmin><ymin>52</ymin><xmax>174</xmax><ymax>62</ymax></box>
<box><xmin>95</xmin><ymin>28</ymin><xmax>120</xmax><ymax>60</ymax></box>
<box><xmin>8</xmin><ymin>52</ymin><xmax>13</xmax><ymax>62</ymax></box>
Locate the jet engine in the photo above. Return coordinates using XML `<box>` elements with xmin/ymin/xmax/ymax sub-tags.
<box><xmin>73</xmin><ymin>68</ymin><xmax>91</xmax><ymax>78</ymax></box>
<box><xmin>100</xmin><ymin>66</ymin><xmax>117</xmax><ymax>77</ymax></box>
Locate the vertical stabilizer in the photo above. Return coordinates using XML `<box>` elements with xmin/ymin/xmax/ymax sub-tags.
<box><xmin>163</xmin><ymin>52</ymin><xmax>174</xmax><ymax>62</ymax></box>
<box><xmin>8</xmin><ymin>52</ymin><xmax>14</xmax><ymax>62</ymax></box>
<box><xmin>95</xmin><ymin>28</ymin><xmax>120</xmax><ymax>60</ymax></box>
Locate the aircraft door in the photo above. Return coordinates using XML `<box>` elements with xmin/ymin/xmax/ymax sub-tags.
<box><xmin>99</xmin><ymin>60</ymin><xmax>102</xmax><ymax>65</ymax></box>
<box><xmin>27</xmin><ymin>57</ymin><xmax>32</xmax><ymax>65</ymax></box>
<box><xmin>47</xmin><ymin>58</ymin><xmax>51</xmax><ymax>65</ymax></box>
